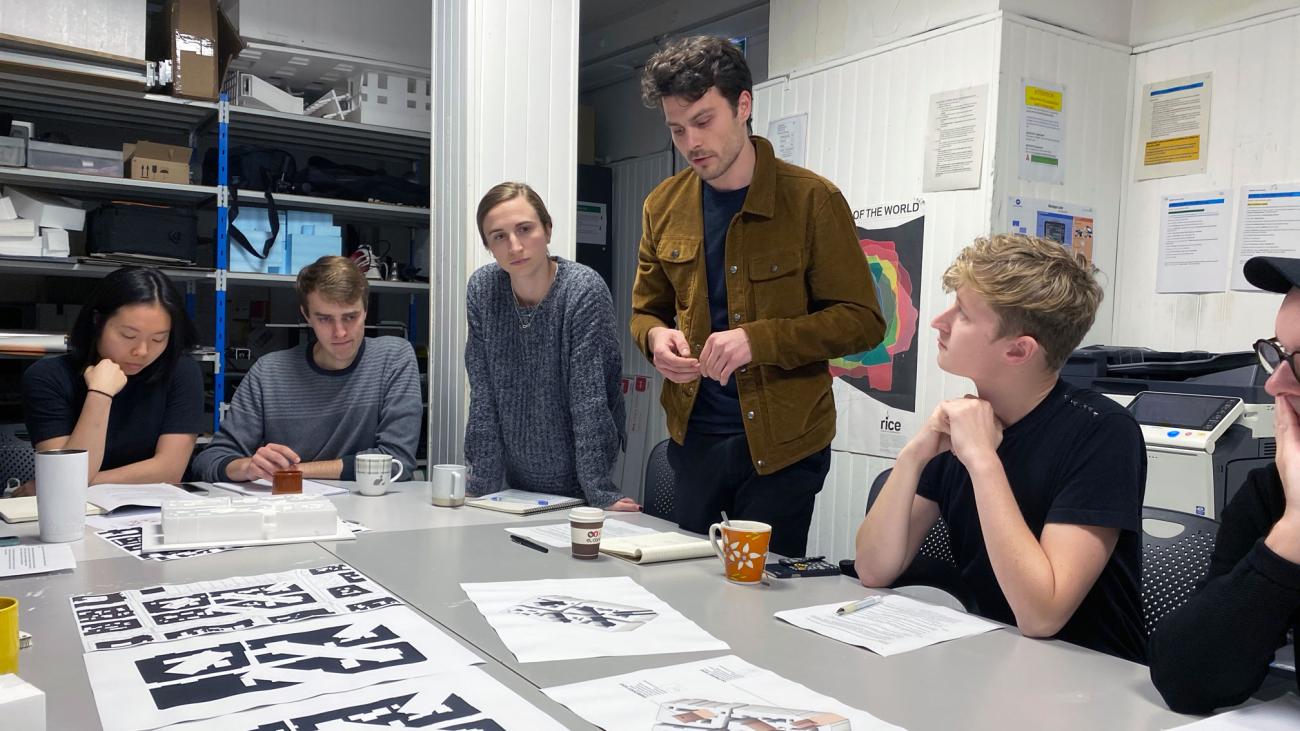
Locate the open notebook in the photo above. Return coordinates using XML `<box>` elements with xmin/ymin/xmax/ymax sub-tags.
<box><xmin>0</xmin><ymin>496</ymin><xmax>104</xmax><ymax>524</ymax></box>
<box><xmin>465</xmin><ymin>489</ymin><xmax>583</xmax><ymax>515</ymax></box>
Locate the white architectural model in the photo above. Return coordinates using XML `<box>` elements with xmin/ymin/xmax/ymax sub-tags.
<box><xmin>161</xmin><ymin>496</ymin><xmax>338</xmax><ymax>545</ymax></box>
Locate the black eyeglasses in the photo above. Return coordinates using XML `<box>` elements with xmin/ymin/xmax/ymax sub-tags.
<box><xmin>1255</xmin><ymin>338</ymin><xmax>1300</xmax><ymax>376</ymax></box>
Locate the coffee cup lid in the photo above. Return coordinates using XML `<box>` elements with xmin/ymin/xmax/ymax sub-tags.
<box><xmin>569</xmin><ymin>506</ymin><xmax>604</xmax><ymax>521</ymax></box>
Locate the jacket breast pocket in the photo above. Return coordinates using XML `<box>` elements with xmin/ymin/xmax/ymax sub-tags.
<box><xmin>656</xmin><ymin>237</ymin><xmax>702</xmax><ymax>310</ymax></box>
<box><xmin>748</xmin><ymin>251</ymin><xmax>805</xmax><ymax>319</ymax></box>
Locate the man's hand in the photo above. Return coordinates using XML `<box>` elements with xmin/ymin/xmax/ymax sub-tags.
<box><xmin>649</xmin><ymin>327</ymin><xmax>700</xmax><ymax>384</ymax></box>
<box><xmin>228</xmin><ymin>443</ymin><xmax>301</xmax><ymax>482</ymax></box>
<box><xmin>939</xmin><ymin>397</ymin><xmax>1003</xmax><ymax>469</ymax></box>
<box><xmin>607</xmin><ymin>497</ymin><xmax>642</xmax><ymax>512</ymax></box>
<box><xmin>899</xmin><ymin>403</ymin><xmax>953</xmax><ymax>465</ymax></box>
<box><xmin>698</xmin><ymin>329</ymin><xmax>752</xmax><ymax>386</ymax></box>
<box><xmin>83</xmin><ymin>359</ymin><xmax>128</xmax><ymax>397</ymax></box>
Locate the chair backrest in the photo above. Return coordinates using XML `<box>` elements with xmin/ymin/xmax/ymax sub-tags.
<box><xmin>642</xmin><ymin>439</ymin><xmax>675</xmax><ymax>521</ymax></box>
<box><xmin>0</xmin><ymin>427</ymin><xmax>34</xmax><ymax>484</ymax></box>
<box><xmin>867</xmin><ymin>468</ymin><xmax>956</xmax><ymax>567</ymax></box>
<box><xmin>1141</xmin><ymin>506</ymin><xmax>1220</xmax><ymax>636</ymax></box>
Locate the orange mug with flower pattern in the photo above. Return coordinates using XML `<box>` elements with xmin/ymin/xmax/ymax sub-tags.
<box><xmin>708</xmin><ymin>520</ymin><xmax>772</xmax><ymax>584</ymax></box>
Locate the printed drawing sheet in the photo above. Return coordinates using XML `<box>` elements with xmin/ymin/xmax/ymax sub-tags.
<box><xmin>84</xmin><ymin>604</ymin><xmax>483</xmax><ymax>731</ymax></box>
<box><xmin>95</xmin><ymin>521</ymin><xmax>367</xmax><ymax>562</ymax></box>
<box><xmin>543</xmin><ymin>654</ymin><xmax>902</xmax><ymax>730</ymax></box>
<box><xmin>460</xmin><ymin>576</ymin><xmax>728</xmax><ymax>663</ymax></box>
<box><xmin>70</xmin><ymin>563</ymin><xmax>401</xmax><ymax>652</ymax></box>
<box><xmin>165</xmin><ymin>668</ymin><xmax>569</xmax><ymax>730</ymax></box>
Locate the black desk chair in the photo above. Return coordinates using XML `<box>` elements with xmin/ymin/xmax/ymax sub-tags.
<box><xmin>1141</xmin><ymin>506</ymin><xmax>1219</xmax><ymax>636</ymax></box>
<box><xmin>642</xmin><ymin>439</ymin><xmax>675</xmax><ymax>521</ymax></box>
<box><xmin>848</xmin><ymin>468</ymin><xmax>975</xmax><ymax>611</ymax></box>
<box><xmin>0</xmin><ymin>429</ymin><xmax>34</xmax><ymax>487</ymax></box>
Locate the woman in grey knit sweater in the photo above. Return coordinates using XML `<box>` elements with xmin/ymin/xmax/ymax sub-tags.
<box><xmin>463</xmin><ymin>182</ymin><xmax>640</xmax><ymax>511</ymax></box>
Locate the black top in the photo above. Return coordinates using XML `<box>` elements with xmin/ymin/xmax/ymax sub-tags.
<box><xmin>21</xmin><ymin>354</ymin><xmax>204</xmax><ymax>471</ymax></box>
<box><xmin>1148</xmin><ymin>464</ymin><xmax>1300</xmax><ymax>713</ymax></box>
<box><xmin>916</xmin><ymin>379</ymin><xmax>1147</xmax><ymax>663</ymax></box>
<box><xmin>689</xmin><ymin>181</ymin><xmax>749</xmax><ymax>435</ymax></box>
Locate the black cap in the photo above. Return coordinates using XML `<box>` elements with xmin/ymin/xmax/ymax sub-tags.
<box><xmin>1244</xmin><ymin>256</ymin><xmax>1300</xmax><ymax>293</ymax></box>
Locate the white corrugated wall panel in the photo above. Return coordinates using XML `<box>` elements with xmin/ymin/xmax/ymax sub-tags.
<box><xmin>429</xmin><ymin>0</ymin><xmax>579</xmax><ymax>464</ymax></box>
<box><xmin>1114</xmin><ymin>10</ymin><xmax>1300</xmax><ymax>353</ymax></box>
<box><xmin>611</xmin><ymin>152</ymin><xmax>674</xmax><ymax>375</ymax></box>
<box><xmin>753</xmin><ymin>17</ymin><xmax>1003</xmax><ymax>560</ymax></box>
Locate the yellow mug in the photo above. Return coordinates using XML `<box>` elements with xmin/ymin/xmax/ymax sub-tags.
<box><xmin>708</xmin><ymin>520</ymin><xmax>772</xmax><ymax>584</ymax></box>
<box><xmin>0</xmin><ymin>596</ymin><xmax>17</xmax><ymax>674</ymax></box>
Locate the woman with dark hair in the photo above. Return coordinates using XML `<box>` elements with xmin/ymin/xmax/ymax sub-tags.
<box><xmin>16</xmin><ymin>266</ymin><xmax>203</xmax><ymax>491</ymax></box>
<box><xmin>463</xmin><ymin>182</ymin><xmax>639</xmax><ymax>510</ymax></box>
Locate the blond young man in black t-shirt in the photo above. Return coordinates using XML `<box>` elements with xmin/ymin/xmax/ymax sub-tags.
<box><xmin>854</xmin><ymin>234</ymin><xmax>1147</xmax><ymax>662</ymax></box>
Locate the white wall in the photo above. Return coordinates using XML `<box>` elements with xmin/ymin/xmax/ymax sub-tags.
<box><xmin>1113</xmin><ymin>8</ymin><xmax>1300</xmax><ymax>352</ymax></box>
<box><xmin>429</xmin><ymin>0</ymin><xmax>580</xmax><ymax>464</ymax></box>
<box><xmin>1130</xmin><ymin>0</ymin><xmax>1300</xmax><ymax>45</ymax></box>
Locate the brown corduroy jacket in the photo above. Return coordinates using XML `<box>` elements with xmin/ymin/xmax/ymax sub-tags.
<box><xmin>630</xmin><ymin>136</ymin><xmax>886</xmax><ymax>474</ymax></box>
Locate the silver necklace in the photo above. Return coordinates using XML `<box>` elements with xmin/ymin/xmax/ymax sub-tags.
<box><xmin>513</xmin><ymin>294</ymin><xmax>539</xmax><ymax>330</ymax></box>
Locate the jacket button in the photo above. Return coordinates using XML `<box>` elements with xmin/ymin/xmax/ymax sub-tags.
<box><xmin>746</xmin><ymin>410</ymin><xmax>754</xmax><ymax>420</ymax></box>
<box><xmin>685</xmin><ymin>387</ymin><xmax>694</xmax><ymax>396</ymax></box>
<box><xmin>693</xmin><ymin>343</ymin><xmax>701</xmax><ymax>350</ymax></box>
<box><xmin>732</xmin><ymin>312</ymin><xmax>741</xmax><ymax>322</ymax></box>
<box><xmin>739</xmin><ymin>366</ymin><xmax>747</xmax><ymax>373</ymax></box>
<box><xmin>729</xmin><ymin>265</ymin><xmax>738</xmax><ymax>275</ymax></box>
<box><xmin>756</xmin><ymin>459</ymin><xmax>765</xmax><ymax>468</ymax></box>
<box><xmin>671</xmin><ymin>249</ymin><xmax>679</xmax><ymax>258</ymax></box>
<box><xmin>770</xmin><ymin>264</ymin><xmax>779</xmax><ymax>273</ymax></box>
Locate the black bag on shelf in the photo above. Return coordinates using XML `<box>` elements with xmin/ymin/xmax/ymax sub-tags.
<box><xmin>297</xmin><ymin>155</ymin><xmax>428</xmax><ymax>207</ymax></box>
<box><xmin>201</xmin><ymin>145</ymin><xmax>298</xmax><ymax>261</ymax></box>
<box><xmin>87</xmin><ymin>202</ymin><xmax>199</xmax><ymax>264</ymax></box>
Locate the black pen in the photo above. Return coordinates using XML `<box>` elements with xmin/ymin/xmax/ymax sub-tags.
<box><xmin>510</xmin><ymin>534</ymin><xmax>549</xmax><ymax>553</ymax></box>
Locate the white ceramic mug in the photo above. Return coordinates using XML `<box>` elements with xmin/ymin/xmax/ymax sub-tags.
<box><xmin>35</xmin><ymin>448</ymin><xmax>88</xmax><ymax>543</ymax></box>
<box><xmin>431</xmin><ymin>464</ymin><xmax>467</xmax><ymax>507</ymax></box>
<box><xmin>355</xmin><ymin>454</ymin><xmax>403</xmax><ymax>496</ymax></box>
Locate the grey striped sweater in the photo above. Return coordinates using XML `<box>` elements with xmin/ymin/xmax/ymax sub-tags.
<box><xmin>464</xmin><ymin>257</ymin><xmax>626</xmax><ymax>507</ymax></box>
<box><xmin>190</xmin><ymin>336</ymin><xmax>422</xmax><ymax>482</ymax></box>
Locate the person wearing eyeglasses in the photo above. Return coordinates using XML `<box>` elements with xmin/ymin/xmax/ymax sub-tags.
<box><xmin>1148</xmin><ymin>255</ymin><xmax>1300</xmax><ymax>713</ymax></box>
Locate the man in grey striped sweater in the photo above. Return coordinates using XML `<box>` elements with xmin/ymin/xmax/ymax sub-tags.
<box><xmin>190</xmin><ymin>257</ymin><xmax>421</xmax><ymax>483</ymax></box>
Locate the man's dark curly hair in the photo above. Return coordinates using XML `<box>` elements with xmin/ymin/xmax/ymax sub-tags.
<box><xmin>640</xmin><ymin>36</ymin><xmax>753</xmax><ymax>124</ymax></box>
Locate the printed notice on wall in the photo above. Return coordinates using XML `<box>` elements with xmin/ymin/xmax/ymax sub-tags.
<box><xmin>1158</xmin><ymin>191</ymin><xmax>1232</xmax><ymax>293</ymax></box>
<box><xmin>1020</xmin><ymin>79</ymin><xmax>1065</xmax><ymax>184</ymax></box>
<box><xmin>1006</xmin><ymin>196</ymin><xmax>1095</xmax><ymax>263</ymax></box>
<box><xmin>923</xmin><ymin>85</ymin><xmax>987</xmax><ymax>192</ymax></box>
<box><xmin>1136</xmin><ymin>73</ymin><xmax>1211</xmax><ymax>180</ymax></box>
<box><xmin>767</xmin><ymin>113</ymin><xmax>808</xmax><ymax>166</ymax></box>
<box><xmin>1232</xmin><ymin>183</ymin><xmax>1300</xmax><ymax>291</ymax></box>
<box><xmin>575</xmin><ymin>202</ymin><xmax>607</xmax><ymax>246</ymax></box>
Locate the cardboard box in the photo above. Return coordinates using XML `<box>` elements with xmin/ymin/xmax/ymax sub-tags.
<box><xmin>3</xmin><ymin>186</ymin><xmax>85</xmax><ymax>231</ymax></box>
<box><xmin>155</xmin><ymin>0</ymin><xmax>243</xmax><ymax>101</ymax></box>
<box><xmin>124</xmin><ymin>141</ymin><xmax>192</xmax><ymax>184</ymax></box>
<box><xmin>0</xmin><ymin>0</ymin><xmax>146</xmax><ymax>62</ymax></box>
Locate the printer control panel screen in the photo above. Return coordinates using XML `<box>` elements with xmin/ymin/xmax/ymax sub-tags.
<box><xmin>1128</xmin><ymin>392</ymin><xmax>1238</xmax><ymax>431</ymax></box>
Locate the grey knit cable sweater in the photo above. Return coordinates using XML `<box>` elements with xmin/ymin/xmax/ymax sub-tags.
<box><xmin>190</xmin><ymin>336</ymin><xmax>422</xmax><ymax>482</ymax></box>
<box><xmin>464</xmin><ymin>257</ymin><xmax>626</xmax><ymax>507</ymax></box>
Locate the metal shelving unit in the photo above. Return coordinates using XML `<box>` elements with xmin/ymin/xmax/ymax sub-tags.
<box><xmin>0</xmin><ymin>65</ymin><xmax>432</xmax><ymax>433</ymax></box>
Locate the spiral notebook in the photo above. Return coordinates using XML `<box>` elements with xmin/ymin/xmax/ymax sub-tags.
<box><xmin>465</xmin><ymin>489</ymin><xmax>583</xmax><ymax>515</ymax></box>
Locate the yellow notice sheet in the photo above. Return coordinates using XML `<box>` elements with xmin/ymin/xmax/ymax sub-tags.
<box><xmin>1136</xmin><ymin>73</ymin><xmax>1211</xmax><ymax>180</ymax></box>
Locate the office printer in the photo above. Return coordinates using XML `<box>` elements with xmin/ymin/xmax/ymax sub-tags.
<box><xmin>1062</xmin><ymin>346</ymin><xmax>1274</xmax><ymax>519</ymax></box>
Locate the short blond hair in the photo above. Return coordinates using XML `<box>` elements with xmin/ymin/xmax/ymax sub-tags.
<box><xmin>942</xmin><ymin>234</ymin><xmax>1101</xmax><ymax>371</ymax></box>
<box><xmin>296</xmin><ymin>255</ymin><xmax>369</xmax><ymax>310</ymax></box>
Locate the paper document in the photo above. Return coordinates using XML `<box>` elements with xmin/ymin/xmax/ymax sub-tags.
<box><xmin>1158</xmin><ymin>191</ymin><xmax>1233</xmax><ymax>293</ymax></box>
<box><xmin>1136</xmin><ymin>73</ymin><xmax>1211</xmax><ymax>180</ymax></box>
<box><xmin>923</xmin><ymin>85</ymin><xmax>988</xmax><ymax>192</ymax></box>
<box><xmin>1232</xmin><ymin>182</ymin><xmax>1300</xmax><ymax>291</ymax></box>
<box><xmin>543</xmin><ymin>654</ymin><xmax>902</xmax><ymax>730</ymax></box>
<box><xmin>1172</xmin><ymin>693</ymin><xmax>1300</xmax><ymax>729</ymax></box>
<box><xmin>214</xmin><ymin>478</ymin><xmax>347</xmax><ymax>497</ymax></box>
<box><xmin>600</xmin><ymin>531</ymin><xmax>715</xmax><ymax>564</ymax></box>
<box><xmin>83</xmin><ymin>604</ymin><xmax>482</xmax><ymax>731</ymax></box>
<box><xmin>505</xmin><ymin>518</ymin><xmax>656</xmax><ymax>549</ymax></box>
<box><xmin>460</xmin><ymin>576</ymin><xmax>728</xmax><ymax>663</ymax></box>
<box><xmin>775</xmin><ymin>594</ymin><xmax>999</xmax><ymax>657</ymax></box>
<box><xmin>0</xmin><ymin>543</ymin><xmax>75</xmax><ymax>577</ymax></box>
<box><xmin>166</xmin><ymin>667</ymin><xmax>569</xmax><ymax>730</ymax></box>
<box><xmin>0</xmin><ymin>495</ymin><xmax>103</xmax><ymax>523</ymax></box>
<box><xmin>86</xmin><ymin>507</ymin><xmax>163</xmax><ymax>531</ymax></box>
<box><xmin>86</xmin><ymin>483</ymin><xmax>193</xmax><ymax>512</ymax></box>
<box><xmin>70</xmin><ymin>562</ymin><xmax>401</xmax><ymax>652</ymax></box>
<box><xmin>1020</xmin><ymin>79</ymin><xmax>1065</xmax><ymax>184</ymax></box>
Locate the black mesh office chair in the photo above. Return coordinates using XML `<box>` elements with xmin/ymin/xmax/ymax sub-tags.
<box><xmin>1141</xmin><ymin>506</ymin><xmax>1220</xmax><ymax>636</ymax></box>
<box><xmin>850</xmin><ymin>468</ymin><xmax>975</xmax><ymax>611</ymax></box>
<box><xmin>0</xmin><ymin>426</ymin><xmax>34</xmax><ymax>486</ymax></box>
<box><xmin>642</xmin><ymin>439</ymin><xmax>675</xmax><ymax>521</ymax></box>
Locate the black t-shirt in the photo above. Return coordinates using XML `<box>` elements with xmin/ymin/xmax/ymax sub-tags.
<box><xmin>21</xmin><ymin>354</ymin><xmax>204</xmax><ymax>471</ymax></box>
<box><xmin>916</xmin><ymin>379</ymin><xmax>1147</xmax><ymax>662</ymax></box>
<box><xmin>689</xmin><ymin>181</ymin><xmax>749</xmax><ymax>435</ymax></box>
